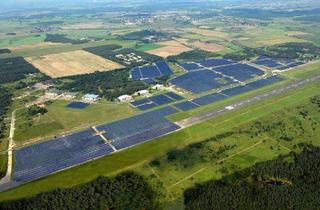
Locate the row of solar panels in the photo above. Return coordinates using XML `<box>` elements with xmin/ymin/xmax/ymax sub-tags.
<box><xmin>131</xmin><ymin>60</ymin><xmax>173</xmax><ymax>81</ymax></box>
<box><xmin>130</xmin><ymin>92</ymin><xmax>184</xmax><ymax>110</ymax></box>
<box><xmin>172</xmin><ymin>76</ymin><xmax>284</xmax><ymax>111</ymax></box>
<box><xmin>253</xmin><ymin>56</ymin><xmax>305</xmax><ymax>70</ymax></box>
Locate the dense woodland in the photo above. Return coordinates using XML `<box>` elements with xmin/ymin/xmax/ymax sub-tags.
<box><xmin>0</xmin><ymin>57</ymin><xmax>40</xmax><ymax>84</ymax></box>
<box><xmin>85</xmin><ymin>46</ymin><xmax>161</xmax><ymax>67</ymax></box>
<box><xmin>0</xmin><ymin>172</ymin><xmax>158</xmax><ymax>210</ymax></box>
<box><xmin>0</xmin><ymin>86</ymin><xmax>12</xmax><ymax>140</ymax></box>
<box><xmin>184</xmin><ymin>145</ymin><xmax>320</xmax><ymax>210</ymax></box>
<box><xmin>60</xmin><ymin>68</ymin><xmax>148</xmax><ymax>100</ymax></box>
<box><xmin>0</xmin><ymin>49</ymin><xmax>11</xmax><ymax>54</ymax></box>
<box><xmin>223</xmin><ymin>42</ymin><xmax>320</xmax><ymax>61</ymax></box>
<box><xmin>167</xmin><ymin>49</ymin><xmax>217</xmax><ymax>63</ymax></box>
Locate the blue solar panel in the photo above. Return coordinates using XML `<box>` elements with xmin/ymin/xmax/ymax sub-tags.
<box><xmin>174</xmin><ymin>101</ymin><xmax>200</xmax><ymax>111</ymax></box>
<box><xmin>131</xmin><ymin>68</ymin><xmax>142</xmax><ymax>80</ymax></box>
<box><xmin>214</xmin><ymin>64</ymin><xmax>264</xmax><ymax>81</ymax></box>
<box><xmin>13</xmin><ymin>129</ymin><xmax>114</xmax><ymax>182</ymax></box>
<box><xmin>198</xmin><ymin>59</ymin><xmax>234</xmax><ymax>68</ymax></box>
<box><xmin>170</xmin><ymin>70</ymin><xmax>236</xmax><ymax>94</ymax></box>
<box><xmin>179</xmin><ymin>62</ymin><xmax>202</xmax><ymax>71</ymax></box>
<box><xmin>256</xmin><ymin>55</ymin><xmax>269</xmax><ymax>61</ymax></box>
<box><xmin>253</xmin><ymin>59</ymin><xmax>282</xmax><ymax>68</ymax></box>
<box><xmin>247</xmin><ymin>76</ymin><xmax>284</xmax><ymax>89</ymax></box>
<box><xmin>149</xmin><ymin>94</ymin><xmax>174</xmax><ymax>105</ymax></box>
<box><xmin>192</xmin><ymin>93</ymin><xmax>227</xmax><ymax>106</ymax></box>
<box><xmin>164</xmin><ymin>92</ymin><xmax>184</xmax><ymax>101</ymax></box>
<box><xmin>66</xmin><ymin>102</ymin><xmax>89</xmax><ymax>109</ymax></box>
<box><xmin>97</xmin><ymin>106</ymin><xmax>179</xmax><ymax>143</ymax></box>
<box><xmin>140</xmin><ymin>66</ymin><xmax>161</xmax><ymax>78</ymax></box>
<box><xmin>137</xmin><ymin>103</ymin><xmax>158</xmax><ymax>110</ymax></box>
<box><xmin>220</xmin><ymin>85</ymin><xmax>253</xmax><ymax>97</ymax></box>
<box><xmin>130</xmin><ymin>98</ymin><xmax>151</xmax><ymax>107</ymax></box>
<box><xmin>155</xmin><ymin>60</ymin><xmax>173</xmax><ymax>76</ymax></box>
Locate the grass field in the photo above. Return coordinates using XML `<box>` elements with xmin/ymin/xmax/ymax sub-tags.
<box><xmin>0</xmin><ymin>64</ymin><xmax>319</xmax><ymax>203</ymax></box>
<box><xmin>26</xmin><ymin>50</ymin><xmax>124</xmax><ymax>78</ymax></box>
<box><xmin>134</xmin><ymin>43</ymin><xmax>163</xmax><ymax>52</ymax></box>
<box><xmin>13</xmin><ymin>100</ymin><xmax>137</xmax><ymax>146</ymax></box>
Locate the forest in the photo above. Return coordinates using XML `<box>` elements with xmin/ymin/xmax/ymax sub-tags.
<box><xmin>0</xmin><ymin>172</ymin><xmax>158</xmax><ymax>210</ymax></box>
<box><xmin>184</xmin><ymin>145</ymin><xmax>320</xmax><ymax>210</ymax></box>
<box><xmin>0</xmin><ymin>86</ymin><xmax>12</xmax><ymax>140</ymax></box>
<box><xmin>0</xmin><ymin>57</ymin><xmax>39</xmax><ymax>84</ymax></box>
<box><xmin>0</xmin><ymin>49</ymin><xmax>10</xmax><ymax>54</ymax></box>
<box><xmin>167</xmin><ymin>49</ymin><xmax>217</xmax><ymax>63</ymax></box>
<box><xmin>60</xmin><ymin>68</ymin><xmax>148</xmax><ymax>100</ymax></box>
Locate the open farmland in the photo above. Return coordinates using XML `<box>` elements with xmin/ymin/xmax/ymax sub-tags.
<box><xmin>146</xmin><ymin>40</ymin><xmax>192</xmax><ymax>58</ymax></box>
<box><xmin>26</xmin><ymin>50</ymin><xmax>124</xmax><ymax>78</ymax></box>
<box><xmin>190</xmin><ymin>40</ymin><xmax>225</xmax><ymax>52</ymax></box>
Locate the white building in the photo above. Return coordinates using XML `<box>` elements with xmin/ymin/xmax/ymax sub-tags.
<box><xmin>83</xmin><ymin>94</ymin><xmax>99</xmax><ymax>102</ymax></box>
<box><xmin>63</xmin><ymin>92</ymin><xmax>78</xmax><ymax>99</ymax></box>
<box><xmin>152</xmin><ymin>84</ymin><xmax>164</xmax><ymax>90</ymax></box>
<box><xmin>135</xmin><ymin>89</ymin><xmax>150</xmax><ymax>96</ymax></box>
<box><xmin>117</xmin><ymin>95</ymin><xmax>132</xmax><ymax>102</ymax></box>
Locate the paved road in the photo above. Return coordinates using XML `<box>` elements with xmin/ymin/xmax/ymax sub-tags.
<box><xmin>176</xmin><ymin>75</ymin><xmax>320</xmax><ymax>128</ymax></box>
<box><xmin>0</xmin><ymin>110</ymin><xmax>16</xmax><ymax>185</ymax></box>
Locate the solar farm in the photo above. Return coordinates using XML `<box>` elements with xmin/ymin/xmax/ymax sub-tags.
<box><xmin>13</xmin><ymin>107</ymin><xmax>180</xmax><ymax>182</ymax></box>
<box><xmin>131</xmin><ymin>60</ymin><xmax>173</xmax><ymax>81</ymax></box>
<box><xmin>130</xmin><ymin>92</ymin><xmax>184</xmax><ymax>111</ymax></box>
<box><xmin>252</xmin><ymin>56</ymin><xmax>305</xmax><ymax>70</ymax></box>
<box><xmin>170</xmin><ymin>59</ymin><xmax>265</xmax><ymax>94</ymax></box>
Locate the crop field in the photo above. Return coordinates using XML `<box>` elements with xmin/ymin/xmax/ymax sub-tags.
<box><xmin>189</xmin><ymin>40</ymin><xmax>225</xmax><ymax>52</ymax></box>
<box><xmin>146</xmin><ymin>40</ymin><xmax>192</xmax><ymax>58</ymax></box>
<box><xmin>26</xmin><ymin>50</ymin><xmax>124</xmax><ymax>78</ymax></box>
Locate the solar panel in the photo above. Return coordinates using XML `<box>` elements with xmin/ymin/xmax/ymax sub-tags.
<box><xmin>131</xmin><ymin>68</ymin><xmax>142</xmax><ymax>80</ymax></box>
<box><xmin>214</xmin><ymin>64</ymin><xmax>264</xmax><ymax>81</ymax></box>
<box><xmin>130</xmin><ymin>98</ymin><xmax>151</xmax><ymax>107</ymax></box>
<box><xmin>179</xmin><ymin>62</ymin><xmax>202</xmax><ymax>71</ymax></box>
<box><xmin>247</xmin><ymin>76</ymin><xmax>284</xmax><ymax>89</ymax></box>
<box><xmin>155</xmin><ymin>60</ymin><xmax>173</xmax><ymax>76</ymax></box>
<box><xmin>253</xmin><ymin>59</ymin><xmax>282</xmax><ymax>68</ymax></box>
<box><xmin>137</xmin><ymin>102</ymin><xmax>158</xmax><ymax>110</ymax></box>
<box><xmin>164</xmin><ymin>92</ymin><xmax>184</xmax><ymax>101</ymax></box>
<box><xmin>149</xmin><ymin>94</ymin><xmax>174</xmax><ymax>105</ymax></box>
<box><xmin>198</xmin><ymin>59</ymin><xmax>234</xmax><ymax>68</ymax></box>
<box><xmin>174</xmin><ymin>101</ymin><xmax>200</xmax><ymax>111</ymax></box>
<box><xmin>192</xmin><ymin>93</ymin><xmax>227</xmax><ymax>106</ymax></box>
<box><xmin>140</xmin><ymin>66</ymin><xmax>161</xmax><ymax>78</ymax></box>
<box><xmin>170</xmin><ymin>70</ymin><xmax>236</xmax><ymax>94</ymax></box>
<box><xmin>220</xmin><ymin>85</ymin><xmax>253</xmax><ymax>97</ymax></box>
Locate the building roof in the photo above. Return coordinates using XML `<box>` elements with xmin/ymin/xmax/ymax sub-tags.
<box><xmin>83</xmin><ymin>94</ymin><xmax>99</xmax><ymax>99</ymax></box>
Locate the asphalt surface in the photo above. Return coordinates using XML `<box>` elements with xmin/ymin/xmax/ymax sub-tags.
<box><xmin>176</xmin><ymin>75</ymin><xmax>320</xmax><ymax>128</ymax></box>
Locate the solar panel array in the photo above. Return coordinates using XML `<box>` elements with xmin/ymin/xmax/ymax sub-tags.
<box><xmin>97</xmin><ymin>107</ymin><xmax>180</xmax><ymax>150</ymax></box>
<box><xmin>130</xmin><ymin>92</ymin><xmax>184</xmax><ymax>111</ymax></box>
<box><xmin>214</xmin><ymin>64</ymin><xmax>264</xmax><ymax>81</ymax></box>
<box><xmin>131</xmin><ymin>60</ymin><xmax>173</xmax><ymax>80</ymax></box>
<box><xmin>174</xmin><ymin>101</ymin><xmax>200</xmax><ymax>111</ymax></box>
<box><xmin>14</xmin><ymin>106</ymin><xmax>181</xmax><ymax>183</ymax></box>
<box><xmin>179</xmin><ymin>58</ymin><xmax>234</xmax><ymax>72</ymax></box>
<box><xmin>191</xmin><ymin>76</ymin><xmax>284</xmax><ymax>107</ymax></box>
<box><xmin>14</xmin><ymin>129</ymin><xmax>114</xmax><ymax>182</ymax></box>
<box><xmin>253</xmin><ymin>56</ymin><xmax>305</xmax><ymax>70</ymax></box>
<box><xmin>170</xmin><ymin>69</ymin><xmax>236</xmax><ymax>94</ymax></box>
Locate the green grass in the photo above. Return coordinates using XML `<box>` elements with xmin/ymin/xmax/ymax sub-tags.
<box><xmin>0</xmin><ymin>73</ymin><xmax>319</xmax><ymax>202</ymax></box>
<box><xmin>13</xmin><ymin>100</ymin><xmax>136</xmax><ymax>145</ymax></box>
<box><xmin>0</xmin><ymin>34</ymin><xmax>46</xmax><ymax>48</ymax></box>
<box><xmin>134</xmin><ymin>43</ymin><xmax>162</xmax><ymax>52</ymax></box>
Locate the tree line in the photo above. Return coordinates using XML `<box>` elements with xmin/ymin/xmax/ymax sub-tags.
<box><xmin>0</xmin><ymin>172</ymin><xmax>158</xmax><ymax>210</ymax></box>
<box><xmin>0</xmin><ymin>86</ymin><xmax>12</xmax><ymax>140</ymax></box>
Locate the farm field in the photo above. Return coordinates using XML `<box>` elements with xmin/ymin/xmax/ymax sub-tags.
<box><xmin>26</xmin><ymin>50</ymin><xmax>124</xmax><ymax>78</ymax></box>
<box><xmin>0</xmin><ymin>75</ymin><xmax>318</xmax><ymax>203</ymax></box>
<box><xmin>13</xmin><ymin>100</ymin><xmax>136</xmax><ymax>146</ymax></box>
<box><xmin>189</xmin><ymin>40</ymin><xmax>225</xmax><ymax>52</ymax></box>
<box><xmin>146</xmin><ymin>40</ymin><xmax>192</xmax><ymax>58</ymax></box>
